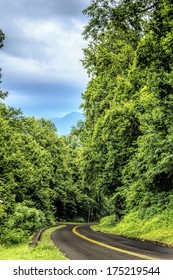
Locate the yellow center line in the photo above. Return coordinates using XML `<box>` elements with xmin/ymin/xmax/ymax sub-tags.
<box><xmin>72</xmin><ymin>226</ymin><xmax>159</xmax><ymax>260</ymax></box>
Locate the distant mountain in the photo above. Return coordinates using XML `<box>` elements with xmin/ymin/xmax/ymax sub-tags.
<box><xmin>50</xmin><ymin>112</ymin><xmax>84</xmax><ymax>135</ymax></box>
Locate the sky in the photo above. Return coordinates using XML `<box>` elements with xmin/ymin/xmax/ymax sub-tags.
<box><xmin>0</xmin><ymin>0</ymin><xmax>90</xmax><ymax>119</ymax></box>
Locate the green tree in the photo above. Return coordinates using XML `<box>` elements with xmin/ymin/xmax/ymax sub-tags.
<box><xmin>81</xmin><ymin>0</ymin><xmax>144</xmax><ymax>219</ymax></box>
<box><xmin>80</xmin><ymin>0</ymin><xmax>173</xmax><ymax>220</ymax></box>
<box><xmin>121</xmin><ymin>0</ymin><xmax>173</xmax><ymax>210</ymax></box>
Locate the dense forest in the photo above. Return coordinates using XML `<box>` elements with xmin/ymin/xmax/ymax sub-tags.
<box><xmin>0</xmin><ymin>0</ymin><xmax>173</xmax><ymax>245</ymax></box>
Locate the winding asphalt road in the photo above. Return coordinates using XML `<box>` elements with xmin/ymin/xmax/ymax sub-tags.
<box><xmin>51</xmin><ymin>224</ymin><xmax>173</xmax><ymax>260</ymax></box>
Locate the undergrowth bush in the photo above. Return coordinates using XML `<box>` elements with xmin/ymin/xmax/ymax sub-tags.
<box><xmin>1</xmin><ymin>203</ymin><xmax>47</xmax><ymax>245</ymax></box>
<box><xmin>99</xmin><ymin>215</ymin><xmax>116</xmax><ymax>227</ymax></box>
<box><xmin>6</xmin><ymin>203</ymin><xmax>46</xmax><ymax>232</ymax></box>
<box><xmin>2</xmin><ymin>228</ymin><xmax>27</xmax><ymax>245</ymax></box>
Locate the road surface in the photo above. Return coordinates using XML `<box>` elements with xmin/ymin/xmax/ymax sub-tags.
<box><xmin>51</xmin><ymin>224</ymin><xmax>173</xmax><ymax>260</ymax></box>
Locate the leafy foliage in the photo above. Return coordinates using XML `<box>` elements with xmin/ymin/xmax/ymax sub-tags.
<box><xmin>0</xmin><ymin>0</ymin><xmax>173</xmax><ymax>245</ymax></box>
<box><xmin>80</xmin><ymin>0</ymin><xmax>173</xmax><ymax>224</ymax></box>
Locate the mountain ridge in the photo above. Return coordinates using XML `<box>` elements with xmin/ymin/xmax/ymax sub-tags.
<box><xmin>50</xmin><ymin>111</ymin><xmax>84</xmax><ymax>135</ymax></box>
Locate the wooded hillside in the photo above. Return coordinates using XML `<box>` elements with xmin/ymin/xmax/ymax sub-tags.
<box><xmin>0</xmin><ymin>0</ymin><xmax>173</xmax><ymax>245</ymax></box>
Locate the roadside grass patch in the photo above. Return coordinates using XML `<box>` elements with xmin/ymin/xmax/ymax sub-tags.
<box><xmin>92</xmin><ymin>209</ymin><xmax>173</xmax><ymax>246</ymax></box>
<box><xmin>0</xmin><ymin>225</ymin><xmax>68</xmax><ymax>260</ymax></box>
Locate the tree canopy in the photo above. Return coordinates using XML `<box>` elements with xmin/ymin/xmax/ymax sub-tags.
<box><xmin>80</xmin><ymin>0</ymin><xmax>173</xmax><ymax>219</ymax></box>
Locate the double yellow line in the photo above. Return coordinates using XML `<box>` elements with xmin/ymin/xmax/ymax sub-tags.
<box><xmin>72</xmin><ymin>226</ymin><xmax>159</xmax><ymax>260</ymax></box>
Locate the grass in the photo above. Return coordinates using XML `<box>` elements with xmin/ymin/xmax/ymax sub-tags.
<box><xmin>92</xmin><ymin>209</ymin><xmax>173</xmax><ymax>246</ymax></box>
<box><xmin>0</xmin><ymin>225</ymin><xmax>68</xmax><ymax>260</ymax></box>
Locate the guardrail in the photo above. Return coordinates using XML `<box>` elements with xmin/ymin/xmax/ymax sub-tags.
<box><xmin>28</xmin><ymin>225</ymin><xmax>58</xmax><ymax>247</ymax></box>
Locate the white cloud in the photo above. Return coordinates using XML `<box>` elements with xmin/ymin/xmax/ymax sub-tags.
<box><xmin>1</xmin><ymin>17</ymin><xmax>88</xmax><ymax>85</ymax></box>
<box><xmin>0</xmin><ymin>0</ymin><xmax>90</xmax><ymax>118</ymax></box>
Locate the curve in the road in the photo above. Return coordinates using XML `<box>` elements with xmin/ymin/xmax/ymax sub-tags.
<box><xmin>72</xmin><ymin>225</ymin><xmax>159</xmax><ymax>260</ymax></box>
<box><xmin>51</xmin><ymin>224</ymin><xmax>173</xmax><ymax>260</ymax></box>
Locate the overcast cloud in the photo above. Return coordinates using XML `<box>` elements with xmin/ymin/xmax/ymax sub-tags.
<box><xmin>0</xmin><ymin>0</ymin><xmax>90</xmax><ymax>118</ymax></box>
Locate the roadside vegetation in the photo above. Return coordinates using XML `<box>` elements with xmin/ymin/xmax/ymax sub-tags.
<box><xmin>0</xmin><ymin>226</ymin><xmax>68</xmax><ymax>260</ymax></box>
<box><xmin>92</xmin><ymin>209</ymin><xmax>173</xmax><ymax>246</ymax></box>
